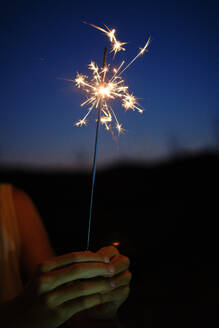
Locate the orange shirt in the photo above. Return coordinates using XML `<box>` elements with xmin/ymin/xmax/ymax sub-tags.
<box><xmin>0</xmin><ymin>183</ymin><xmax>23</xmax><ymax>304</ymax></box>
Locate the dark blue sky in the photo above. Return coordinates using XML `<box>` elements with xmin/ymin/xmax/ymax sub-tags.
<box><xmin>1</xmin><ymin>0</ymin><xmax>219</xmax><ymax>169</ymax></box>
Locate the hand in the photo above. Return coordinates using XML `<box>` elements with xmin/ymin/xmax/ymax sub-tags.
<box><xmin>0</xmin><ymin>250</ymin><xmax>116</xmax><ymax>328</ymax></box>
<box><xmin>84</xmin><ymin>246</ymin><xmax>131</xmax><ymax>321</ymax></box>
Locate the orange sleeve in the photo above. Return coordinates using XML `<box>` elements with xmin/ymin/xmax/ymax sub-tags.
<box><xmin>13</xmin><ymin>187</ymin><xmax>55</xmax><ymax>279</ymax></box>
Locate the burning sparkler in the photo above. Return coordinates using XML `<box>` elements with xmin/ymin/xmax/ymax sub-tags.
<box><xmin>72</xmin><ymin>23</ymin><xmax>151</xmax><ymax>249</ymax></box>
<box><xmin>74</xmin><ymin>23</ymin><xmax>151</xmax><ymax>135</ymax></box>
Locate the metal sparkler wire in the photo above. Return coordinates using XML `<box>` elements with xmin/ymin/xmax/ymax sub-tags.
<box><xmin>86</xmin><ymin>47</ymin><xmax>108</xmax><ymax>250</ymax></box>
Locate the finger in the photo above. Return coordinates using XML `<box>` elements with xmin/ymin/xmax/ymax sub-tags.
<box><xmin>58</xmin><ymin>293</ymin><xmax>103</xmax><ymax>320</ymax></box>
<box><xmin>49</xmin><ymin>276</ymin><xmax>114</xmax><ymax>306</ymax></box>
<box><xmin>36</xmin><ymin>250</ymin><xmax>108</xmax><ymax>273</ymax></box>
<box><xmin>101</xmin><ymin>285</ymin><xmax>130</xmax><ymax>305</ymax></box>
<box><xmin>45</xmin><ymin>271</ymin><xmax>131</xmax><ymax>307</ymax></box>
<box><xmin>110</xmin><ymin>270</ymin><xmax>132</xmax><ymax>290</ymax></box>
<box><xmin>109</xmin><ymin>254</ymin><xmax>130</xmax><ymax>276</ymax></box>
<box><xmin>37</xmin><ymin>261</ymin><xmax>114</xmax><ymax>293</ymax></box>
<box><xmin>97</xmin><ymin>246</ymin><xmax>119</xmax><ymax>260</ymax></box>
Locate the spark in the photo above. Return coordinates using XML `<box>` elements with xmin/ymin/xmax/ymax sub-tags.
<box><xmin>117</xmin><ymin>36</ymin><xmax>151</xmax><ymax>77</ymax></box>
<box><xmin>122</xmin><ymin>93</ymin><xmax>144</xmax><ymax>113</ymax></box>
<box><xmin>74</xmin><ymin>64</ymin><xmax>142</xmax><ymax>132</ymax></box>
<box><xmin>75</xmin><ymin>119</ymin><xmax>87</xmax><ymax>127</ymax></box>
<box><xmin>111</xmin><ymin>39</ymin><xmax>127</xmax><ymax>57</ymax></box>
<box><xmin>85</xmin><ymin>22</ymin><xmax>127</xmax><ymax>57</ymax></box>
<box><xmin>73</xmin><ymin>24</ymin><xmax>150</xmax><ymax>133</ymax></box>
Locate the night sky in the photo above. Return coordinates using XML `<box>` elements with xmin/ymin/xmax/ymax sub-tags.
<box><xmin>1</xmin><ymin>0</ymin><xmax>219</xmax><ymax>169</ymax></box>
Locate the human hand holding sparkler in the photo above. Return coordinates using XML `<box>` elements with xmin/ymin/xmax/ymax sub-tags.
<box><xmin>2</xmin><ymin>187</ymin><xmax>131</xmax><ymax>328</ymax></box>
<box><xmin>1</xmin><ymin>249</ymin><xmax>129</xmax><ymax>327</ymax></box>
<box><xmin>66</xmin><ymin>246</ymin><xmax>131</xmax><ymax>328</ymax></box>
<box><xmin>83</xmin><ymin>246</ymin><xmax>131</xmax><ymax>322</ymax></box>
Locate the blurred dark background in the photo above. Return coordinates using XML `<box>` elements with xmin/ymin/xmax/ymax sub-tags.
<box><xmin>0</xmin><ymin>148</ymin><xmax>219</xmax><ymax>327</ymax></box>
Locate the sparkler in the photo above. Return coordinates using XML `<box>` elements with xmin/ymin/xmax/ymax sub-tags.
<box><xmin>73</xmin><ymin>23</ymin><xmax>151</xmax><ymax>249</ymax></box>
<box><xmin>87</xmin><ymin>47</ymin><xmax>107</xmax><ymax>250</ymax></box>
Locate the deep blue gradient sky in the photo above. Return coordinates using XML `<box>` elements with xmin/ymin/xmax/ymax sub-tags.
<box><xmin>1</xmin><ymin>0</ymin><xmax>219</xmax><ymax>169</ymax></box>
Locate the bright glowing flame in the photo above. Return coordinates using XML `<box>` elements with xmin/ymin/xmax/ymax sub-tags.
<box><xmin>73</xmin><ymin>24</ymin><xmax>150</xmax><ymax>134</ymax></box>
<box><xmin>75</xmin><ymin>74</ymin><xmax>86</xmax><ymax>87</ymax></box>
<box><xmin>111</xmin><ymin>39</ymin><xmax>127</xmax><ymax>56</ymax></box>
<box><xmin>85</xmin><ymin>22</ymin><xmax>127</xmax><ymax>57</ymax></box>
<box><xmin>75</xmin><ymin>119</ymin><xmax>87</xmax><ymax>127</ymax></box>
<box><xmin>112</xmin><ymin>241</ymin><xmax>120</xmax><ymax>247</ymax></box>
<box><xmin>98</xmin><ymin>85</ymin><xmax>111</xmax><ymax>97</ymax></box>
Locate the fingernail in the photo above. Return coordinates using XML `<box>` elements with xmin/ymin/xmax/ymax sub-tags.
<box><xmin>104</xmin><ymin>257</ymin><xmax>110</xmax><ymax>263</ymax></box>
<box><xmin>110</xmin><ymin>280</ymin><xmax>116</xmax><ymax>288</ymax></box>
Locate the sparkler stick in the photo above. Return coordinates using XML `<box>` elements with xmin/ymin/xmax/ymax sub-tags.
<box><xmin>87</xmin><ymin>47</ymin><xmax>107</xmax><ymax>250</ymax></box>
